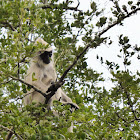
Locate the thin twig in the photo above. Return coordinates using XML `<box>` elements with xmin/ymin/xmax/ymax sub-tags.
<box><xmin>5</xmin><ymin>126</ymin><xmax>14</xmax><ymax>140</ymax></box>
<box><xmin>0</xmin><ymin>125</ymin><xmax>23</xmax><ymax>140</ymax></box>
<box><xmin>76</xmin><ymin>0</ymin><xmax>80</xmax><ymax>9</ymax></box>
<box><xmin>0</xmin><ymin>79</ymin><xmax>12</xmax><ymax>85</ymax></box>
<box><xmin>0</xmin><ymin>21</ymin><xmax>16</xmax><ymax>31</ymax></box>
<box><xmin>116</xmin><ymin>112</ymin><xmax>127</xmax><ymax>123</ymax></box>
<box><xmin>120</xmin><ymin>83</ymin><xmax>139</xmax><ymax>121</ymax></box>
<box><xmin>40</xmin><ymin>3</ymin><xmax>82</xmax><ymax>13</ymax></box>
<box><xmin>125</xmin><ymin>91</ymin><xmax>138</xmax><ymax>120</ymax></box>
<box><xmin>98</xmin><ymin>8</ymin><xmax>140</xmax><ymax>37</ymax></box>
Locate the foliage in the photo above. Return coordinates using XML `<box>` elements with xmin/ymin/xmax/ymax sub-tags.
<box><xmin>0</xmin><ymin>0</ymin><xmax>140</xmax><ymax>139</ymax></box>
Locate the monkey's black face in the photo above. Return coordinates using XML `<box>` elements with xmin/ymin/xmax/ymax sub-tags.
<box><xmin>40</xmin><ymin>51</ymin><xmax>52</xmax><ymax>64</ymax></box>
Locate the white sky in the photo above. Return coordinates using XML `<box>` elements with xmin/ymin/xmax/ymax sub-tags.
<box><xmin>76</xmin><ymin>0</ymin><xmax>140</xmax><ymax>90</ymax></box>
<box><xmin>87</xmin><ymin>14</ymin><xmax>140</xmax><ymax>74</ymax></box>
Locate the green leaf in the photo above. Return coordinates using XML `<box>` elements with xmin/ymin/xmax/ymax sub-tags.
<box><xmin>128</xmin><ymin>1</ymin><xmax>133</xmax><ymax>5</ymax></box>
<box><xmin>90</xmin><ymin>2</ymin><xmax>97</xmax><ymax>12</ymax></box>
<box><xmin>96</xmin><ymin>17</ymin><xmax>107</xmax><ymax>27</ymax></box>
<box><xmin>0</xmin><ymin>50</ymin><xmax>3</xmax><ymax>59</ymax></box>
<box><xmin>77</xmin><ymin>131</ymin><xmax>86</xmax><ymax>139</ymax></box>
<box><xmin>32</xmin><ymin>72</ymin><xmax>37</xmax><ymax>81</ymax></box>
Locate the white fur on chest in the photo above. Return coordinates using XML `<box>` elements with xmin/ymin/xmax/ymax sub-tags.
<box><xmin>43</xmin><ymin>62</ymin><xmax>56</xmax><ymax>80</ymax></box>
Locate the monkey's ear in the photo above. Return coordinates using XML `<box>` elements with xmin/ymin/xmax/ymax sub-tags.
<box><xmin>36</xmin><ymin>51</ymin><xmax>41</xmax><ymax>56</ymax></box>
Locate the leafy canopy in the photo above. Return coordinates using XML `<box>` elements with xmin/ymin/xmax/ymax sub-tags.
<box><xmin>0</xmin><ymin>0</ymin><xmax>140</xmax><ymax>139</ymax></box>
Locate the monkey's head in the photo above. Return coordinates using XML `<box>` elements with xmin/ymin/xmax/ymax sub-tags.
<box><xmin>34</xmin><ymin>38</ymin><xmax>53</xmax><ymax>65</ymax></box>
<box><xmin>39</xmin><ymin>49</ymin><xmax>52</xmax><ymax>64</ymax></box>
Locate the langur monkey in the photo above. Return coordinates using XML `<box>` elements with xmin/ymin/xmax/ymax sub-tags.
<box><xmin>23</xmin><ymin>38</ymin><xmax>79</xmax><ymax>132</ymax></box>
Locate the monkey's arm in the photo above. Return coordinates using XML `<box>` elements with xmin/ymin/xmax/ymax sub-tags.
<box><xmin>60</xmin><ymin>89</ymin><xmax>79</xmax><ymax>110</ymax></box>
<box><xmin>25</xmin><ymin>70</ymin><xmax>51</xmax><ymax>93</ymax></box>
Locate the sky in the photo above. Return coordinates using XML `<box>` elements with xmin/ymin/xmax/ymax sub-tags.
<box><xmin>69</xmin><ymin>0</ymin><xmax>140</xmax><ymax>90</ymax></box>
<box><xmin>87</xmin><ymin>12</ymin><xmax>140</xmax><ymax>74</ymax></box>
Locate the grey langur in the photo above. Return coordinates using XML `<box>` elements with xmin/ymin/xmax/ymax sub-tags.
<box><xmin>23</xmin><ymin>38</ymin><xmax>79</xmax><ymax>111</ymax></box>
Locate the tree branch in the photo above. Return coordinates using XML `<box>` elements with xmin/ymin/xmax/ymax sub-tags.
<box><xmin>5</xmin><ymin>126</ymin><xmax>14</xmax><ymax>140</ymax></box>
<box><xmin>120</xmin><ymin>82</ymin><xmax>139</xmax><ymax>121</ymax></box>
<box><xmin>59</xmin><ymin>7</ymin><xmax>140</xmax><ymax>82</ymax></box>
<box><xmin>10</xmin><ymin>76</ymin><xmax>63</xmax><ymax>104</ymax></box>
<box><xmin>0</xmin><ymin>79</ymin><xmax>12</xmax><ymax>85</ymax></box>
<box><xmin>116</xmin><ymin>112</ymin><xmax>127</xmax><ymax>123</ymax></box>
<box><xmin>0</xmin><ymin>125</ymin><xmax>23</xmax><ymax>140</ymax></box>
<box><xmin>10</xmin><ymin>76</ymin><xmax>48</xmax><ymax>99</ymax></box>
<box><xmin>98</xmin><ymin>7</ymin><xmax>140</xmax><ymax>37</ymax></box>
<box><xmin>40</xmin><ymin>3</ymin><xmax>82</xmax><ymax>13</ymax></box>
<box><xmin>76</xmin><ymin>0</ymin><xmax>80</xmax><ymax>9</ymax></box>
<box><xmin>59</xmin><ymin>44</ymin><xmax>90</xmax><ymax>82</ymax></box>
<box><xmin>45</xmin><ymin>81</ymin><xmax>64</xmax><ymax>103</ymax></box>
<box><xmin>125</xmin><ymin>91</ymin><xmax>138</xmax><ymax>120</ymax></box>
<box><xmin>0</xmin><ymin>21</ymin><xmax>16</xmax><ymax>31</ymax></box>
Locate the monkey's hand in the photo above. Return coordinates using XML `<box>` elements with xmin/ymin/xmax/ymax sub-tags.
<box><xmin>66</xmin><ymin>102</ymin><xmax>79</xmax><ymax>110</ymax></box>
<box><xmin>46</xmin><ymin>81</ymin><xmax>64</xmax><ymax>93</ymax></box>
<box><xmin>61</xmin><ymin>100</ymin><xmax>79</xmax><ymax>111</ymax></box>
<box><xmin>63</xmin><ymin>102</ymin><xmax>79</xmax><ymax>113</ymax></box>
